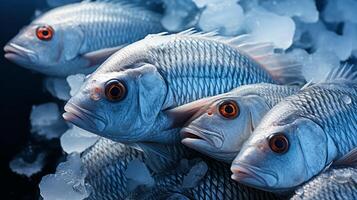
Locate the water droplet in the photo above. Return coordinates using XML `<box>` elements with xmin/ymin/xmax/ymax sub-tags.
<box><xmin>341</xmin><ymin>95</ymin><xmax>352</xmax><ymax>105</ymax></box>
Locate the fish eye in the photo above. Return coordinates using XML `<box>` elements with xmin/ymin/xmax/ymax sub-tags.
<box><xmin>268</xmin><ymin>134</ymin><xmax>289</xmax><ymax>154</ymax></box>
<box><xmin>218</xmin><ymin>100</ymin><xmax>239</xmax><ymax>119</ymax></box>
<box><xmin>104</xmin><ymin>79</ymin><xmax>126</xmax><ymax>101</ymax></box>
<box><xmin>36</xmin><ymin>25</ymin><xmax>54</xmax><ymax>41</ymax></box>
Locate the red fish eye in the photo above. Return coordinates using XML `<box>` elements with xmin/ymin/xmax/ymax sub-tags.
<box><xmin>105</xmin><ymin>79</ymin><xmax>126</xmax><ymax>101</ymax></box>
<box><xmin>36</xmin><ymin>25</ymin><xmax>54</xmax><ymax>41</ymax></box>
<box><xmin>269</xmin><ymin>134</ymin><xmax>289</xmax><ymax>154</ymax></box>
<box><xmin>218</xmin><ymin>100</ymin><xmax>239</xmax><ymax>119</ymax></box>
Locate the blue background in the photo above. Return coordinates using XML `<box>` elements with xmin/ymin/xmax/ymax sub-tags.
<box><xmin>0</xmin><ymin>0</ymin><xmax>63</xmax><ymax>198</ymax></box>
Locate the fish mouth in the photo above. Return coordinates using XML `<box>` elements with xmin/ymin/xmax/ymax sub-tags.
<box><xmin>63</xmin><ymin>102</ymin><xmax>106</xmax><ymax>133</ymax></box>
<box><xmin>4</xmin><ymin>43</ymin><xmax>37</xmax><ymax>65</ymax></box>
<box><xmin>231</xmin><ymin>162</ymin><xmax>278</xmax><ymax>189</ymax></box>
<box><xmin>180</xmin><ymin>126</ymin><xmax>224</xmax><ymax>149</ymax></box>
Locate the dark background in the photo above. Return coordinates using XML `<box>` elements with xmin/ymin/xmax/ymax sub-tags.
<box><xmin>0</xmin><ymin>0</ymin><xmax>63</xmax><ymax>199</ymax></box>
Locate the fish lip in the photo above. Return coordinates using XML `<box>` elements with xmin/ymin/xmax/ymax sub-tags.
<box><xmin>231</xmin><ymin>162</ymin><xmax>278</xmax><ymax>188</ymax></box>
<box><xmin>4</xmin><ymin>43</ymin><xmax>37</xmax><ymax>64</ymax></box>
<box><xmin>180</xmin><ymin>126</ymin><xmax>224</xmax><ymax>148</ymax></box>
<box><xmin>63</xmin><ymin>102</ymin><xmax>106</xmax><ymax>133</ymax></box>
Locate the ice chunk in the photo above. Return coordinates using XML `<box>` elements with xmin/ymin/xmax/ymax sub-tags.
<box><xmin>243</xmin><ymin>7</ymin><xmax>295</xmax><ymax>49</ymax></box>
<box><xmin>288</xmin><ymin>49</ymin><xmax>340</xmax><ymax>82</ymax></box>
<box><xmin>9</xmin><ymin>145</ymin><xmax>46</xmax><ymax>177</ymax></box>
<box><xmin>125</xmin><ymin>159</ymin><xmax>155</xmax><ymax>191</ymax></box>
<box><xmin>314</xmin><ymin>30</ymin><xmax>353</xmax><ymax>61</ymax></box>
<box><xmin>30</xmin><ymin>103</ymin><xmax>68</xmax><ymax>139</ymax></box>
<box><xmin>261</xmin><ymin>0</ymin><xmax>318</xmax><ymax>23</ymax></box>
<box><xmin>344</xmin><ymin>22</ymin><xmax>357</xmax><ymax>58</ymax></box>
<box><xmin>161</xmin><ymin>0</ymin><xmax>199</xmax><ymax>32</ymax></box>
<box><xmin>44</xmin><ymin>77</ymin><xmax>71</xmax><ymax>101</ymax></box>
<box><xmin>60</xmin><ymin>125</ymin><xmax>100</xmax><ymax>154</ymax></box>
<box><xmin>196</xmin><ymin>1</ymin><xmax>244</xmax><ymax>35</ymax></box>
<box><xmin>39</xmin><ymin>153</ymin><xmax>92</xmax><ymax>200</ymax></box>
<box><xmin>67</xmin><ymin>74</ymin><xmax>86</xmax><ymax>97</ymax></box>
<box><xmin>323</xmin><ymin>0</ymin><xmax>357</xmax><ymax>23</ymax></box>
<box><xmin>182</xmin><ymin>160</ymin><xmax>208</xmax><ymax>188</ymax></box>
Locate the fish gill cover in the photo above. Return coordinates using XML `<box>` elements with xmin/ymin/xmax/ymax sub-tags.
<box><xmin>2</xmin><ymin>0</ymin><xmax>357</xmax><ymax>199</ymax></box>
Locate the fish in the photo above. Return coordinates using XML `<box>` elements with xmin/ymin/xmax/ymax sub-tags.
<box><xmin>231</xmin><ymin>64</ymin><xmax>357</xmax><ymax>192</ymax></box>
<box><xmin>180</xmin><ymin>83</ymin><xmax>300</xmax><ymax>163</ymax></box>
<box><xmin>4</xmin><ymin>0</ymin><xmax>164</xmax><ymax>77</ymax></box>
<box><xmin>63</xmin><ymin>30</ymin><xmax>304</xmax><ymax>144</ymax></box>
<box><xmin>290</xmin><ymin>167</ymin><xmax>357</xmax><ymax>200</ymax></box>
<box><xmin>82</xmin><ymin>138</ymin><xmax>278</xmax><ymax>200</ymax></box>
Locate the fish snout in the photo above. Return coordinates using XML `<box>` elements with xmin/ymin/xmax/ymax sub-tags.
<box><xmin>181</xmin><ymin>126</ymin><xmax>224</xmax><ymax>148</ymax></box>
<box><xmin>231</xmin><ymin>162</ymin><xmax>278</xmax><ymax>188</ymax></box>
<box><xmin>4</xmin><ymin>42</ymin><xmax>37</xmax><ymax>64</ymax></box>
<box><xmin>63</xmin><ymin>101</ymin><xmax>106</xmax><ymax>133</ymax></box>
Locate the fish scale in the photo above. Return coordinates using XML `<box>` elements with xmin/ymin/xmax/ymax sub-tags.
<box><xmin>290</xmin><ymin>167</ymin><xmax>357</xmax><ymax>200</ymax></box>
<box><xmin>82</xmin><ymin>138</ymin><xmax>145</xmax><ymax>200</ymax></box>
<box><xmin>145</xmin><ymin>36</ymin><xmax>275</xmax><ymax>105</ymax></box>
<box><xmin>82</xmin><ymin>139</ymin><xmax>277</xmax><ymax>200</ymax></box>
<box><xmin>282</xmin><ymin>82</ymin><xmax>357</xmax><ymax>156</ymax></box>
<box><xmin>128</xmin><ymin>159</ymin><xmax>278</xmax><ymax>200</ymax></box>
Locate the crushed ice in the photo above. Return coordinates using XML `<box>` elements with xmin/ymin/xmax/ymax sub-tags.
<box><xmin>39</xmin><ymin>153</ymin><xmax>92</xmax><ymax>200</ymax></box>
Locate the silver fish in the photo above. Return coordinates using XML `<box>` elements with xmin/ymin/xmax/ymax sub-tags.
<box><xmin>290</xmin><ymin>167</ymin><xmax>357</xmax><ymax>200</ymax></box>
<box><xmin>83</xmin><ymin>139</ymin><xmax>278</xmax><ymax>200</ymax></box>
<box><xmin>4</xmin><ymin>1</ymin><xmax>163</xmax><ymax>77</ymax></box>
<box><xmin>63</xmin><ymin>30</ymin><xmax>304</xmax><ymax>144</ymax></box>
<box><xmin>181</xmin><ymin>83</ymin><xmax>300</xmax><ymax>163</ymax></box>
<box><xmin>232</xmin><ymin>64</ymin><xmax>357</xmax><ymax>192</ymax></box>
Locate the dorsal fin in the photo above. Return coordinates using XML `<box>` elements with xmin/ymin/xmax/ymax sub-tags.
<box><xmin>323</xmin><ymin>63</ymin><xmax>357</xmax><ymax>83</ymax></box>
<box><xmin>149</xmin><ymin>29</ymin><xmax>305</xmax><ymax>85</ymax></box>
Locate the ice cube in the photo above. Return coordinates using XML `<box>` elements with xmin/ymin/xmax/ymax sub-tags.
<box><xmin>314</xmin><ymin>30</ymin><xmax>353</xmax><ymax>61</ymax></box>
<box><xmin>39</xmin><ymin>153</ymin><xmax>92</xmax><ymax>200</ymax></box>
<box><xmin>261</xmin><ymin>0</ymin><xmax>318</xmax><ymax>23</ymax></box>
<box><xmin>197</xmin><ymin>1</ymin><xmax>244</xmax><ymax>35</ymax></box>
<box><xmin>344</xmin><ymin>22</ymin><xmax>357</xmax><ymax>58</ymax></box>
<box><xmin>288</xmin><ymin>48</ymin><xmax>340</xmax><ymax>82</ymax></box>
<box><xmin>125</xmin><ymin>159</ymin><xmax>155</xmax><ymax>191</ymax></box>
<box><xmin>44</xmin><ymin>77</ymin><xmax>71</xmax><ymax>101</ymax></box>
<box><xmin>323</xmin><ymin>0</ymin><xmax>357</xmax><ymax>23</ymax></box>
<box><xmin>30</xmin><ymin>103</ymin><xmax>68</xmax><ymax>139</ymax></box>
<box><xmin>161</xmin><ymin>0</ymin><xmax>199</xmax><ymax>32</ymax></box>
<box><xmin>67</xmin><ymin>74</ymin><xmax>86</xmax><ymax>97</ymax></box>
<box><xmin>60</xmin><ymin>125</ymin><xmax>100</xmax><ymax>154</ymax></box>
<box><xmin>243</xmin><ymin>7</ymin><xmax>295</xmax><ymax>49</ymax></box>
<box><xmin>9</xmin><ymin>152</ymin><xmax>46</xmax><ymax>177</ymax></box>
<box><xmin>182</xmin><ymin>160</ymin><xmax>208</xmax><ymax>188</ymax></box>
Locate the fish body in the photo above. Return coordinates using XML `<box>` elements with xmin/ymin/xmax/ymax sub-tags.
<box><xmin>83</xmin><ymin>139</ymin><xmax>278</xmax><ymax>200</ymax></box>
<box><xmin>181</xmin><ymin>83</ymin><xmax>300</xmax><ymax>162</ymax></box>
<box><xmin>4</xmin><ymin>1</ymin><xmax>164</xmax><ymax>77</ymax></box>
<box><xmin>290</xmin><ymin>167</ymin><xmax>357</xmax><ymax>200</ymax></box>
<box><xmin>64</xmin><ymin>31</ymin><xmax>303</xmax><ymax>144</ymax></box>
<box><xmin>232</xmin><ymin>64</ymin><xmax>357</xmax><ymax>191</ymax></box>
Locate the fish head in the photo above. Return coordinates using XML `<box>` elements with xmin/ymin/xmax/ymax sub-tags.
<box><xmin>64</xmin><ymin>64</ymin><xmax>167</xmax><ymax>142</ymax></box>
<box><xmin>181</xmin><ymin>94</ymin><xmax>268</xmax><ymax>163</ymax></box>
<box><xmin>231</xmin><ymin>106</ymin><xmax>332</xmax><ymax>192</ymax></box>
<box><xmin>4</xmin><ymin>17</ymin><xmax>85</xmax><ymax>76</ymax></box>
